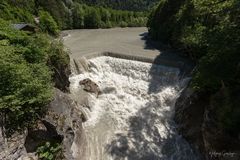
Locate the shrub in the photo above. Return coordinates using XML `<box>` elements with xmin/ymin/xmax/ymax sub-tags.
<box><xmin>0</xmin><ymin>1</ymin><xmax>34</xmax><ymax>23</ymax></box>
<box><xmin>37</xmin><ymin>142</ymin><xmax>62</xmax><ymax>160</ymax></box>
<box><xmin>0</xmin><ymin>19</ymin><xmax>69</xmax><ymax>135</ymax></box>
<box><xmin>119</xmin><ymin>21</ymin><xmax>128</xmax><ymax>28</ymax></box>
<box><xmin>0</xmin><ymin>41</ymin><xmax>53</xmax><ymax>135</ymax></box>
<box><xmin>39</xmin><ymin>11</ymin><xmax>59</xmax><ymax>36</ymax></box>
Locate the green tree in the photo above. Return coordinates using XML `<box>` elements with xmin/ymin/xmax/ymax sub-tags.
<box><xmin>0</xmin><ymin>19</ymin><xmax>53</xmax><ymax>134</ymax></box>
<box><xmin>72</xmin><ymin>3</ymin><xmax>85</xmax><ymax>29</ymax></box>
<box><xmin>0</xmin><ymin>1</ymin><xmax>34</xmax><ymax>23</ymax></box>
<box><xmin>84</xmin><ymin>8</ymin><xmax>101</xmax><ymax>28</ymax></box>
<box><xmin>39</xmin><ymin>11</ymin><xmax>59</xmax><ymax>36</ymax></box>
<box><xmin>148</xmin><ymin>0</ymin><xmax>240</xmax><ymax>136</ymax></box>
<box><xmin>0</xmin><ymin>19</ymin><xmax>70</xmax><ymax>135</ymax></box>
<box><xmin>36</xmin><ymin>0</ymin><xmax>72</xmax><ymax>29</ymax></box>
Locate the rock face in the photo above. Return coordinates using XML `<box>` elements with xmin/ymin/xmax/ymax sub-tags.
<box><xmin>0</xmin><ymin>128</ymin><xmax>28</xmax><ymax>160</ymax></box>
<box><xmin>42</xmin><ymin>88</ymin><xmax>86</xmax><ymax>160</ymax></box>
<box><xmin>52</xmin><ymin>59</ymin><xmax>71</xmax><ymax>93</ymax></box>
<box><xmin>175</xmin><ymin>88</ymin><xmax>240</xmax><ymax>160</ymax></box>
<box><xmin>79</xmin><ymin>78</ymin><xmax>101</xmax><ymax>96</ymax></box>
<box><xmin>174</xmin><ymin>88</ymin><xmax>207</xmax><ymax>159</ymax></box>
<box><xmin>0</xmin><ymin>89</ymin><xmax>86</xmax><ymax>160</ymax></box>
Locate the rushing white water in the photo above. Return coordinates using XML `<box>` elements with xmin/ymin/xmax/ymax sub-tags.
<box><xmin>70</xmin><ymin>56</ymin><xmax>199</xmax><ymax>160</ymax></box>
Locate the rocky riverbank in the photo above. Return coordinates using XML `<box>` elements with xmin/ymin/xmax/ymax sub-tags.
<box><xmin>0</xmin><ymin>51</ymin><xmax>86</xmax><ymax>159</ymax></box>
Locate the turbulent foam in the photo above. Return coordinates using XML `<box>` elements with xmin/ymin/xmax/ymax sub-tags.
<box><xmin>69</xmin><ymin>56</ymin><xmax>199</xmax><ymax>160</ymax></box>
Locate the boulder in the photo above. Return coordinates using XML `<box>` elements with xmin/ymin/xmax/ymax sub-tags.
<box><xmin>43</xmin><ymin>88</ymin><xmax>86</xmax><ymax>160</ymax></box>
<box><xmin>79</xmin><ymin>78</ymin><xmax>101</xmax><ymax>96</ymax></box>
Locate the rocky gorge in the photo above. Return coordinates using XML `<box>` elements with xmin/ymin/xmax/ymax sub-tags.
<box><xmin>1</xmin><ymin>27</ymin><xmax>239</xmax><ymax>160</ymax></box>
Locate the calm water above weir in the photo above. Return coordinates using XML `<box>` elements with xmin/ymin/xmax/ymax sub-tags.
<box><xmin>69</xmin><ymin>56</ymin><xmax>199</xmax><ymax>160</ymax></box>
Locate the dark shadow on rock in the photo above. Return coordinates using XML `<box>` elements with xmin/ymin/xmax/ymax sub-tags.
<box><xmin>24</xmin><ymin>120</ymin><xmax>63</xmax><ymax>153</ymax></box>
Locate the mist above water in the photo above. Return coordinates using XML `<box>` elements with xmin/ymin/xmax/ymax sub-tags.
<box><xmin>70</xmin><ymin>56</ymin><xmax>199</xmax><ymax>160</ymax></box>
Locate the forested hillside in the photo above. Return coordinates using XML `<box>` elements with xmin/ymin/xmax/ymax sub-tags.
<box><xmin>0</xmin><ymin>19</ymin><xmax>70</xmax><ymax>134</ymax></box>
<box><xmin>0</xmin><ymin>0</ymin><xmax>147</xmax><ymax>30</ymax></box>
<box><xmin>76</xmin><ymin>0</ymin><xmax>159</xmax><ymax>11</ymax></box>
<box><xmin>148</xmin><ymin>0</ymin><xmax>240</xmax><ymax>150</ymax></box>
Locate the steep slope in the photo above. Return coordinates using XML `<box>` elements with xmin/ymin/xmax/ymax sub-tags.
<box><xmin>148</xmin><ymin>0</ymin><xmax>240</xmax><ymax>159</ymax></box>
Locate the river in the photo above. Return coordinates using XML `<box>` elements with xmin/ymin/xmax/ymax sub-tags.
<box><xmin>69</xmin><ymin>56</ymin><xmax>199</xmax><ymax>160</ymax></box>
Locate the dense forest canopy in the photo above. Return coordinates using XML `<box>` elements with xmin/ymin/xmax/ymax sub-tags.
<box><xmin>0</xmin><ymin>0</ymin><xmax>148</xmax><ymax>30</ymax></box>
<box><xmin>148</xmin><ymin>0</ymin><xmax>240</xmax><ymax>136</ymax></box>
<box><xmin>75</xmin><ymin>0</ymin><xmax>159</xmax><ymax>11</ymax></box>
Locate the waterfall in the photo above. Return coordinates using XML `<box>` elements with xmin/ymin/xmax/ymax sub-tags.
<box><xmin>71</xmin><ymin>57</ymin><xmax>89</xmax><ymax>75</ymax></box>
<box><xmin>69</xmin><ymin>56</ymin><xmax>199</xmax><ymax>160</ymax></box>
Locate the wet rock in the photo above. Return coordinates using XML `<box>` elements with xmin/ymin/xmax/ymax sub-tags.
<box><xmin>174</xmin><ymin>88</ymin><xmax>207</xmax><ymax>159</ymax></box>
<box><xmin>51</xmin><ymin>56</ymin><xmax>71</xmax><ymax>93</ymax></box>
<box><xmin>72</xmin><ymin>57</ymin><xmax>89</xmax><ymax>75</ymax></box>
<box><xmin>102</xmin><ymin>86</ymin><xmax>117</xmax><ymax>94</ymax></box>
<box><xmin>43</xmin><ymin>88</ymin><xmax>86</xmax><ymax>160</ymax></box>
<box><xmin>79</xmin><ymin>78</ymin><xmax>101</xmax><ymax>96</ymax></box>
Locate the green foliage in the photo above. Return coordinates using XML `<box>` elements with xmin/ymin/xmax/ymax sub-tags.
<box><xmin>84</xmin><ymin>8</ymin><xmax>101</xmax><ymax>28</ymax></box>
<box><xmin>148</xmin><ymin>0</ymin><xmax>240</xmax><ymax>90</ymax></box>
<box><xmin>72</xmin><ymin>3</ymin><xmax>85</xmax><ymax>29</ymax></box>
<box><xmin>37</xmin><ymin>142</ymin><xmax>62</xmax><ymax>160</ymax></box>
<box><xmin>148</xmin><ymin>0</ymin><xmax>240</xmax><ymax>135</ymax></box>
<box><xmin>0</xmin><ymin>19</ymin><xmax>69</xmax><ymax>135</ymax></box>
<box><xmin>76</xmin><ymin>0</ymin><xmax>159</xmax><ymax>11</ymax></box>
<box><xmin>39</xmin><ymin>11</ymin><xmax>59</xmax><ymax>36</ymax></box>
<box><xmin>0</xmin><ymin>0</ymin><xmax>34</xmax><ymax>23</ymax></box>
<box><xmin>1</xmin><ymin>0</ymin><xmax>147</xmax><ymax>30</ymax></box>
<box><xmin>48</xmin><ymin>40</ymin><xmax>70</xmax><ymax>68</ymax></box>
<box><xmin>36</xmin><ymin>0</ymin><xmax>73</xmax><ymax>29</ymax></box>
<box><xmin>68</xmin><ymin>2</ymin><xmax>148</xmax><ymax>29</ymax></box>
<box><xmin>211</xmin><ymin>87</ymin><xmax>240</xmax><ymax>136</ymax></box>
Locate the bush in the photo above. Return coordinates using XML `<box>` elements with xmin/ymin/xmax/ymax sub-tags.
<box><xmin>0</xmin><ymin>19</ymin><xmax>69</xmax><ymax>135</ymax></box>
<box><xmin>37</xmin><ymin>142</ymin><xmax>62</xmax><ymax>160</ymax></box>
<box><xmin>0</xmin><ymin>42</ymin><xmax>53</xmax><ymax>135</ymax></box>
<box><xmin>0</xmin><ymin>1</ymin><xmax>34</xmax><ymax>23</ymax></box>
<box><xmin>39</xmin><ymin>11</ymin><xmax>59</xmax><ymax>36</ymax></box>
<box><xmin>119</xmin><ymin>21</ymin><xmax>128</xmax><ymax>28</ymax></box>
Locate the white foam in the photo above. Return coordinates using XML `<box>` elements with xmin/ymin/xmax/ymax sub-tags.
<box><xmin>69</xmin><ymin>56</ymin><xmax>199</xmax><ymax>160</ymax></box>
